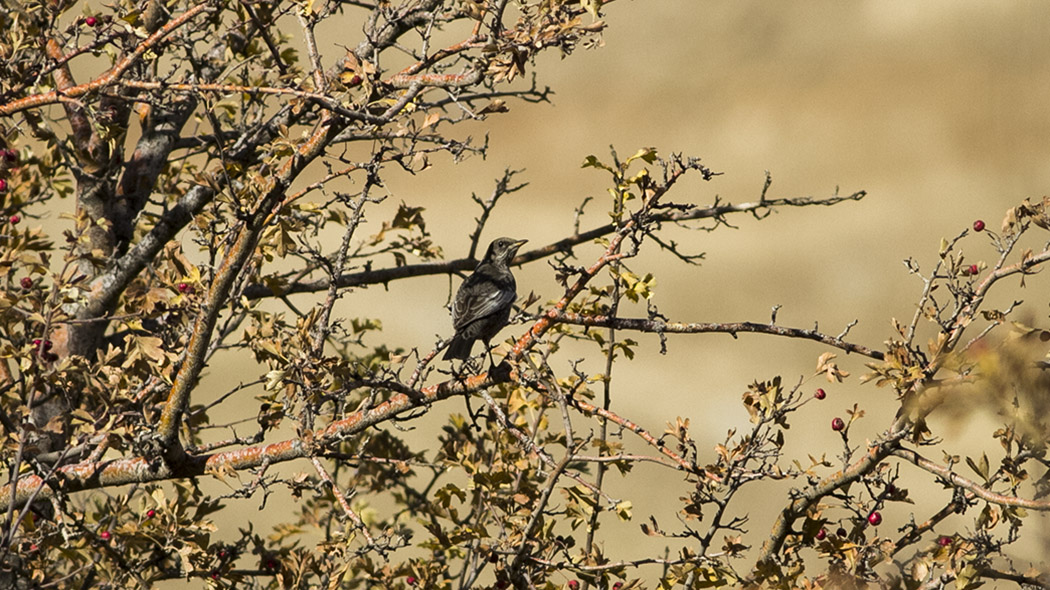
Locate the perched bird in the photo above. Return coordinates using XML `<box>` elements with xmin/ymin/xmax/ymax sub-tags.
<box><xmin>444</xmin><ymin>237</ymin><xmax>528</xmax><ymax>361</ymax></box>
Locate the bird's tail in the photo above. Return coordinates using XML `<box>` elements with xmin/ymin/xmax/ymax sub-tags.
<box><xmin>443</xmin><ymin>335</ymin><xmax>474</xmax><ymax>360</ymax></box>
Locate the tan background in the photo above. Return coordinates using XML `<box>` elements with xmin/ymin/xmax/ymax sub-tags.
<box><xmin>179</xmin><ymin>0</ymin><xmax>1050</xmax><ymax>584</ymax></box>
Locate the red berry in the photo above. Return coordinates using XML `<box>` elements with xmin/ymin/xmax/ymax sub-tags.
<box><xmin>0</xmin><ymin>179</ymin><xmax>8</xmax><ymax>192</ymax></box>
<box><xmin>210</xmin><ymin>571</ymin><xmax>220</xmax><ymax>580</ymax></box>
<box><xmin>177</xmin><ymin>282</ymin><xmax>191</xmax><ymax>293</ymax></box>
<box><xmin>9</xmin><ymin>215</ymin><xmax>19</xmax><ymax>225</ymax></box>
<box><xmin>20</xmin><ymin>277</ymin><xmax>32</xmax><ymax>289</ymax></box>
<box><xmin>968</xmin><ymin>264</ymin><xmax>979</xmax><ymax>276</ymax></box>
<box><xmin>836</xmin><ymin>527</ymin><xmax>847</xmax><ymax>537</ymax></box>
<box><xmin>937</xmin><ymin>535</ymin><xmax>952</xmax><ymax>546</ymax></box>
<box><xmin>814</xmin><ymin>388</ymin><xmax>826</xmax><ymax>400</ymax></box>
<box><xmin>815</xmin><ymin>527</ymin><xmax>827</xmax><ymax>540</ymax></box>
<box><xmin>146</xmin><ymin>508</ymin><xmax>156</xmax><ymax>518</ymax></box>
<box><xmin>348</xmin><ymin>74</ymin><xmax>363</xmax><ymax>86</ymax></box>
<box><xmin>85</xmin><ymin>16</ymin><xmax>98</xmax><ymax>26</ymax></box>
<box><xmin>406</xmin><ymin>576</ymin><xmax>417</xmax><ymax>585</ymax></box>
<box><xmin>612</xmin><ymin>584</ymin><xmax>624</xmax><ymax>590</ymax></box>
<box><xmin>265</xmin><ymin>558</ymin><xmax>278</xmax><ymax>570</ymax></box>
<box><xmin>99</xmin><ymin>530</ymin><xmax>111</xmax><ymax>541</ymax></box>
<box><xmin>568</xmin><ymin>582</ymin><xmax>579</xmax><ymax>590</ymax></box>
<box><xmin>2</xmin><ymin>150</ymin><xmax>16</xmax><ymax>164</ymax></box>
<box><xmin>867</xmin><ymin>511</ymin><xmax>882</xmax><ymax>526</ymax></box>
<box><xmin>831</xmin><ymin>417</ymin><xmax>845</xmax><ymax>431</ymax></box>
<box><xmin>973</xmin><ymin>219</ymin><xmax>985</xmax><ymax>232</ymax></box>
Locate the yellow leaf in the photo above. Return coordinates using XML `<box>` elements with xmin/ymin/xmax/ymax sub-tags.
<box><xmin>579</xmin><ymin>0</ymin><xmax>602</xmax><ymax>19</ymax></box>
<box><xmin>624</xmin><ymin>147</ymin><xmax>657</xmax><ymax>165</ymax></box>
<box><xmin>615</xmin><ymin>500</ymin><xmax>632</xmax><ymax>521</ymax></box>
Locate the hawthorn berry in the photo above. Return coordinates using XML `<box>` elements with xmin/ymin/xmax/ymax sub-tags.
<box><xmin>815</xmin><ymin>528</ymin><xmax>827</xmax><ymax>540</ymax></box>
<box><xmin>612</xmin><ymin>583</ymin><xmax>624</xmax><ymax>590</ymax></box>
<box><xmin>831</xmin><ymin>417</ymin><xmax>845</xmax><ymax>431</ymax></box>
<box><xmin>406</xmin><ymin>576</ymin><xmax>417</xmax><ymax>585</ymax></box>
<box><xmin>568</xmin><ymin>581</ymin><xmax>580</xmax><ymax>590</ymax></box>
<box><xmin>968</xmin><ymin>264</ymin><xmax>979</xmax><ymax>276</ymax></box>
<box><xmin>177</xmin><ymin>282</ymin><xmax>192</xmax><ymax>294</ymax></box>
<box><xmin>867</xmin><ymin>511</ymin><xmax>882</xmax><ymax>526</ymax></box>
<box><xmin>265</xmin><ymin>558</ymin><xmax>278</xmax><ymax>570</ymax></box>
<box><xmin>0</xmin><ymin>179</ymin><xmax>7</xmax><ymax>192</ymax></box>
<box><xmin>210</xmin><ymin>571</ymin><xmax>220</xmax><ymax>580</ymax></box>
<box><xmin>146</xmin><ymin>508</ymin><xmax>156</xmax><ymax>518</ymax></box>
<box><xmin>836</xmin><ymin>527</ymin><xmax>847</xmax><ymax>537</ymax></box>
<box><xmin>20</xmin><ymin>277</ymin><xmax>33</xmax><ymax>289</ymax></box>
<box><xmin>814</xmin><ymin>388</ymin><xmax>826</xmax><ymax>400</ymax></box>
<box><xmin>9</xmin><ymin>215</ymin><xmax>19</xmax><ymax>225</ymax></box>
<box><xmin>85</xmin><ymin>16</ymin><xmax>98</xmax><ymax>26</ymax></box>
<box><xmin>973</xmin><ymin>219</ymin><xmax>985</xmax><ymax>232</ymax></box>
<box><xmin>99</xmin><ymin>530</ymin><xmax>111</xmax><ymax>541</ymax></box>
<box><xmin>937</xmin><ymin>535</ymin><xmax>952</xmax><ymax>546</ymax></box>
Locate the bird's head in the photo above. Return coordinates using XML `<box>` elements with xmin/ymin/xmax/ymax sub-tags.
<box><xmin>483</xmin><ymin>237</ymin><xmax>528</xmax><ymax>266</ymax></box>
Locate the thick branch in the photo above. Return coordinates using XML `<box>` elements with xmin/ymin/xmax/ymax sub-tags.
<box><xmin>156</xmin><ymin>113</ymin><xmax>349</xmax><ymax>449</ymax></box>
<box><xmin>0</xmin><ymin>368</ymin><xmax>507</xmax><ymax>512</ymax></box>
<box><xmin>78</xmin><ymin>185</ymin><xmax>213</xmax><ymax>320</ymax></box>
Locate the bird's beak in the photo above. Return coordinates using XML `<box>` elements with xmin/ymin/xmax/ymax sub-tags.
<box><xmin>509</xmin><ymin>239</ymin><xmax>527</xmax><ymax>263</ymax></box>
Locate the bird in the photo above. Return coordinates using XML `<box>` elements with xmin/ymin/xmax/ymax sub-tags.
<box><xmin>444</xmin><ymin>237</ymin><xmax>528</xmax><ymax>362</ymax></box>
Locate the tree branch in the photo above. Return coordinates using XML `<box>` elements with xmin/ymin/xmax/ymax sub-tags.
<box><xmin>240</xmin><ymin>190</ymin><xmax>868</xmax><ymax>299</ymax></box>
<box><xmin>548</xmin><ymin>312</ymin><xmax>884</xmax><ymax>360</ymax></box>
<box><xmin>893</xmin><ymin>447</ymin><xmax>1050</xmax><ymax>511</ymax></box>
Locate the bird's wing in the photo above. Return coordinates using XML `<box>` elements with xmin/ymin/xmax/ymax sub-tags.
<box><xmin>452</xmin><ymin>275</ymin><xmax>515</xmax><ymax>330</ymax></box>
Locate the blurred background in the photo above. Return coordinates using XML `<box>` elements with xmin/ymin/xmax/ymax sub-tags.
<box><xmin>184</xmin><ymin>0</ymin><xmax>1050</xmax><ymax>583</ymax></box>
